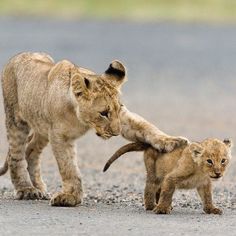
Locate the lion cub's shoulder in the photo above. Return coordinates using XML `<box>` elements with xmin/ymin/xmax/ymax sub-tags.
<box><xmin>48</xmin><ymin>60</ymin><xmax>76</xmax><ymax>81</ymax></box>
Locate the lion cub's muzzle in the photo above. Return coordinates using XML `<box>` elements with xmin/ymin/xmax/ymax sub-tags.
<box><xmin>95</xmin><ymin>124</ymin><xmax>121</xmax><ymax>139</ymax></box>
<box><xmin>210</xmin><ymin>173</ymin><xmax>222</xmax><ymax>179</ymax></box>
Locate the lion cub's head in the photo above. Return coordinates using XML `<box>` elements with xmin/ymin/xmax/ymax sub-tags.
<box><xmin>70</xmin><ymin>61</ymin><xmax>127</xmax><ymax>139</ymax></box>
<box><xmin>189</xmin><ymin>139</ymin><xmax>233</xmax><ymax>179</ymax></box>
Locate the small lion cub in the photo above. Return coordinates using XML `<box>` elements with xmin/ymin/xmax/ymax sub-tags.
<box><xmin>103</xmin><ymin>138</ymin><xmax>232</xmax><ymax>215</ymax></box>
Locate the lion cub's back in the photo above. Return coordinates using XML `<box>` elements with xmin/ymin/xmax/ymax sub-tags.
<box><xmin>151</xmin><ymin>146</ymin><xmax>185</xmax><ymax>178</ymax></box>
<box><xmin>2</xmin><ymin>52</ymin><xmax>55</xmax><ymax>126</ymax></box>
<box><xmin>2</xmin><ymin>52</ymin><xmax>54</xmax><ymax>91</ymax></box>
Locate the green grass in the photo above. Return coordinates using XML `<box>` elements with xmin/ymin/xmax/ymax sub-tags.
<box><xmin>1</xmin><ymin>0</ymin><xmax>236</xmax><ymax>23</ymax></box>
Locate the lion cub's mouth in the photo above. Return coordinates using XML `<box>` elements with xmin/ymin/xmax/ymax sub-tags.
<box><xmin>210</xmin><ymin>175</ymin><xmax>222</xmax><ymax>179</ymax></box>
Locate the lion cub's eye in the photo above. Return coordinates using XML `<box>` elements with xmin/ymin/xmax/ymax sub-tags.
<box><xmin>100</xmin><ymin>110</ymin><xmax>109</xmax><ymax>118</ymax></box>
<box><xmin>221</xmin><ymin>159</ymin><xmax>227</xmax><ymax>165</ymax></box>
<box><xmin>75</xmin><ymin>92</ymin><xmax>82</xmax><ymax>97</ymax></box>
<box><xmin>207</xmin><ymin>159</ymin><xmax>213</xmax><ymax>165</ymax></box>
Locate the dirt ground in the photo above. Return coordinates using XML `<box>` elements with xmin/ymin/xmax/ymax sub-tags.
<box><xmin>0</xmin><ymin>18</ymin><xmax>236</xmax><ymax>235</ymax></box>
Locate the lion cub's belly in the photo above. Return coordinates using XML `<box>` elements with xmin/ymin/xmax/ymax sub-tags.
<box><xmin>27</xmin><ymin>119</ymin><xmax>50</xmax><ymax>137</ymax></box>
<box><xmin>176</xmin><ymin>175</ymin><xmax>207</xmax><ymax>189</ymax></box>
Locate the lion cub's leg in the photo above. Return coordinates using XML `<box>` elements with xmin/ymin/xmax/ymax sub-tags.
<box><xmin>197</xmin><ymin>180</ymin><xmax>222</xmax><ymax>215</ymax></box>
<box><xmin>6</xmin><ymin>118</ymin><xmax>44</xmax><ymax>200</ymax></box>
<box><xmin>120</xmin><ymin>107</ymin><xmax>189</xmax><ymax>153</ymax></box>
<box><xmin>25</xmin><ymin>132</ymin><xmax>50</xmax><ymax>199</ymax></box>
<box><xmin>144</xmin><ymin>149</ymin><xmax>158</xmax><ymax>210</ymax></box>
<box><xmin>153</xmin><ymin>175</ymin><xmax>176</xmax><ymax>214</ymax></box>
<box><xmin>49</xmin><ymin>132</ymin><xmax>83</xmax><ymax>207</ymax></box>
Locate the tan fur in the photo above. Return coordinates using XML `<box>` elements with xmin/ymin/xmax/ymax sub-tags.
<box><xmin>104</xmin><ymin>139</ymin><xmax>232</xmax><ymax>214</ymax></box>
<box><xmin>1</xmin><ymin>52</ymin><xmax>188</xmax><ymax>207</ymax></box>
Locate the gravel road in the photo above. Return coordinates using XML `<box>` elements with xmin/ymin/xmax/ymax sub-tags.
<box><xmin>0</xmin><ymin>17</ymin><xmax>236</xmax><ymax>235</ymax></box>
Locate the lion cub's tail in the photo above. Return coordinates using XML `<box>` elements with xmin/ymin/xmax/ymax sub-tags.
<box><xmin>103</xmin><ymin>142</ymin><xmax>150</xmax><ymax>172</ymax></box>
<box><xmin>0</xmin><ymin>152</ymin><xmax>9</xmax><ymax>176</ymax></box>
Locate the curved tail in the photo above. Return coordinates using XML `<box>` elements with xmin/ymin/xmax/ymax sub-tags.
<box><xmin>103</xmin><ymin>142</ymin><xmax>150</xmax><ymax>172</ymax></box>
<box><xmin>0</xmin><ymin>152</ymin><xmax>9</xmax><ymax>176</ymax></box>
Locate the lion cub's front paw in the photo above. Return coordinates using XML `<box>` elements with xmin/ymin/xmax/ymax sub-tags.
<box><xmin>154</xmin><ymin>136</ymin><xmax>189</xmax><ymax>153</ymax></box>
<box><xmin>204</xmin><ymin>207</ymin><xmax>223</xmax><ymax>215</ymax></box>
<box><xmin>176</xmin><ymin>136</ymin><xmax>189</xmax><ymax>146</ymax></box>
<box><xmin>50</xmin><ymin>192</ymin><xmax>81</xmax><ymax>207</ymax></box>
<box><xmin>153</xmin><ymin>204</ymin><xmax>172</xmax><ymax>214</ymax></box>
<box><xmin>15</xmin><ymin>187</ymin><xmax>45</xmax><ymax>200</ymax></box>
<box><xmin>164</xmin><ymin>136</ymin><xmax>189</xmax><ymax>152</ymax></box>
<box><xmin>145</xmin><ymin>203</ymin><xmax>155</xmax><ymax>211</ymax></box>
<box><xmin>41</xmin><ymin>192</ymin><xmax>51</xmax><ymax>200</ymax></box>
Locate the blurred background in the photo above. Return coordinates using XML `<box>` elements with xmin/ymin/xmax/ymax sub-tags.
<box><xmin>1</xmin><ymin>0</ymin><xmax>236</xmax><ymax>22</ymax></box>
<box><xmin>0</xmin><ymin>0</ymin><xmax>236</xmax><ymax>206</ymax></box>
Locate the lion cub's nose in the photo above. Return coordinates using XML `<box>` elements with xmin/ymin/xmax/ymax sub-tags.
<box><xmin>215</xmin><ymin>172</ymin><xmax>221</xmax><ymax>178</ymax></box>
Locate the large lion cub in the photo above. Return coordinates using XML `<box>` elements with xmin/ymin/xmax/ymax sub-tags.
<box><xmin>103</xmin><ymin>138</ymin><xmax>232</xmax><ymax>214</ymax></box>
<box><xmin>1</xmin><ymin>52</ymin><xmax>188</xmax><ymax>207</ymax></box>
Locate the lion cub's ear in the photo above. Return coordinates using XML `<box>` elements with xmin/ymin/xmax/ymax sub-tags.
<box><xmin>70</xmin><ymin>73</ymin><xmax>91</xmax><ymax>98</ymax></box>
<box><xmin>104</xmin><ymin>60</ymin><xmax>127</xmax><ymax>88</ymax></box>
<box><xmin>223</xmin><ymin>139</ymin><xmax>233</xmax><ymax>148</ymax></box>
<box><xmin>189</xmin><ymin>143</ymin><xmax>205</xmax><ymax>163</ymax></box>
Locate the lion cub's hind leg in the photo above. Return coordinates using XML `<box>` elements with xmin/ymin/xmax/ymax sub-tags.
<box><xmin>144</xmin><ymin>148</ymin><xmax>159</xmax><ymax>210</ymax></box>
<box><xmin>6</xmin><ymin>116</ymin><xmax>44</xmax><ymax>200</ymax></box>
<box><xmin>25</xmin><ymin>132</ymin><xmax>50</xmax><ymax>199</ymax></box>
